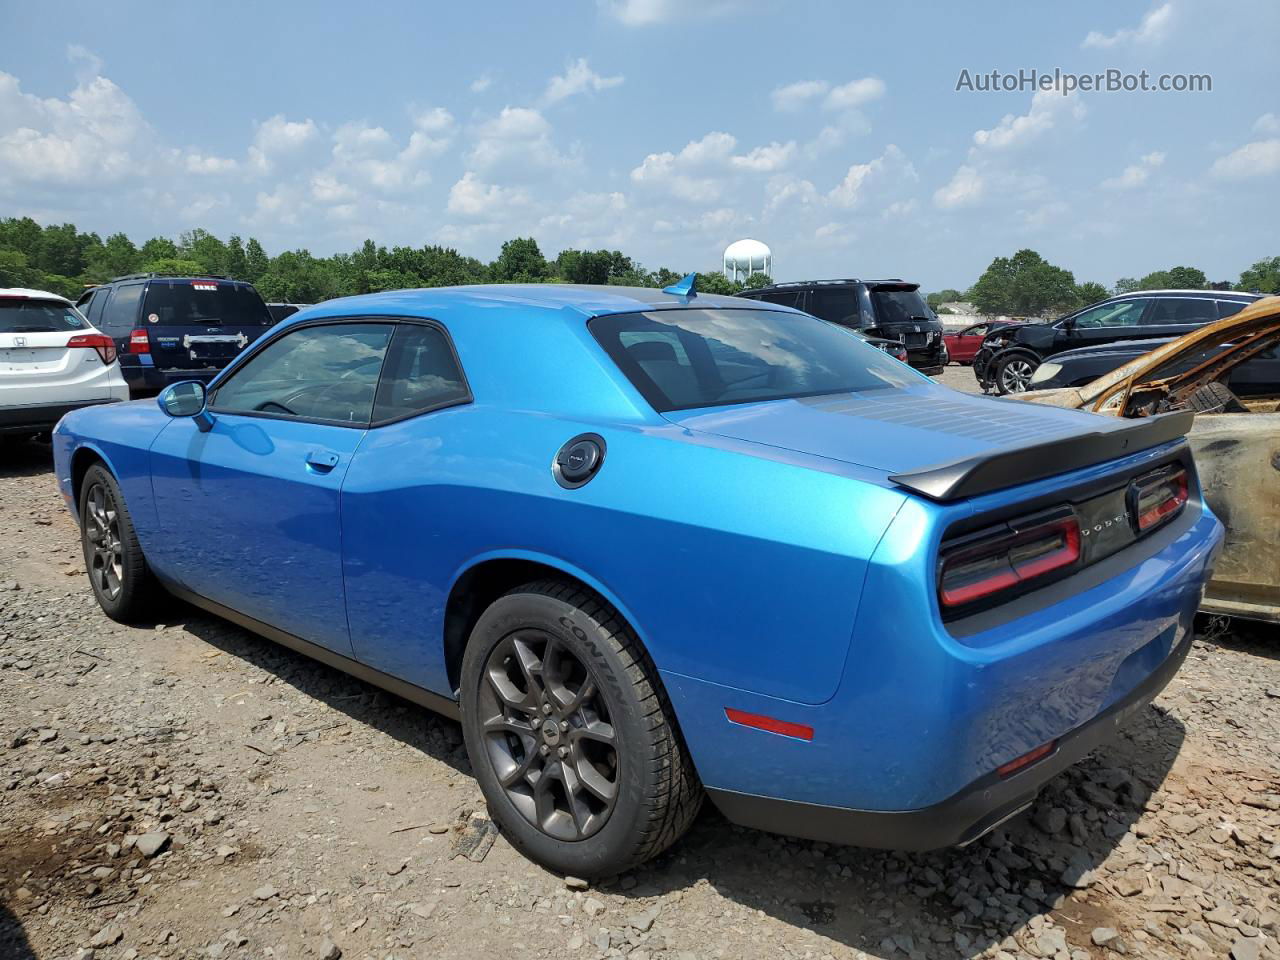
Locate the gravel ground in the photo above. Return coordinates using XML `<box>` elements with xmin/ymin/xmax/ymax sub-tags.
<box><xmin>1</xmin><ymin>433</ymin><xmax>1277</xmax><ymax>960</ymax></box>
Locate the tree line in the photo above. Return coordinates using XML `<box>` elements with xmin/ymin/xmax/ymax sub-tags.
<box><xmin>0</xmin><ymin>218</ymin><xmax>772</xmax><ymax>304</ymax></box>
<box><xmin>927</xmin><ymin>249</ymin><xmax>1280</xmax><ymax>318</ymax></box>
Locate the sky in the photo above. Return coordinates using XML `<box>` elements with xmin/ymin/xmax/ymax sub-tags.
<box><xmin>1</xmin><ymin>0</ymin><xmax>1278</xmax><ymax>291</ymax></box>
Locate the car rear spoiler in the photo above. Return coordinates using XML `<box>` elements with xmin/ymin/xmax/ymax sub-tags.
<box><xmin>888</xmin><ymin>410</ymin><xmax>1195</xmax><ymax>502</ymax></box>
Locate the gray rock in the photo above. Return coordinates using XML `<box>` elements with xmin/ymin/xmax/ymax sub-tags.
<box><xmin>317</xmin><ymin>938</ymin><xmax>342</xmax><ymax>960</ymax></box>
<box><xmin>253</xmin><ymin>884</ymin><xmax>278</xmax><ymax>901</ymax></box>
<box><xmin>564</xmin><ymin>875</ymin><xmax>589</xmax><ymax>890</ymax></box>
<box><xmin>582</xmin><ymin>897</ymin><xmax>606</xmax><ymax>918</ymax></box>
<box><xmin>627</xmin><ymin>906</ymin><xmax>660</xmax><ymax>932</ymax></box>
<box><xmin>1034</xmin><ymin>806</ymin><xmax>1067</xmax><ymax>834</ymax></box>
<box><xmin>89</xmin><ymin>926</ymin><xmax>123</xmax><ymax>949</ymax></box>
<box><xmin>1092</xmin><ymin>927</ymin><xmax>1120</xmax><ymax>946</ymax></box>
<box><xmin>135</xmin><ymin>832</ymin><xmax>171</xmax><ymax>858</ymax></box>
<box><xmin>1231</xmin><ymin>937</ymin><xmax>1261</xmax><ymax>960</ymax></box>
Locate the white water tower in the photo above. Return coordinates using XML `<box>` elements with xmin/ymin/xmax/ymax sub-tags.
<box><xmin>723</xmin><ymin>238</ymin><xmax>772</xmax><ymax>284</ymax></box>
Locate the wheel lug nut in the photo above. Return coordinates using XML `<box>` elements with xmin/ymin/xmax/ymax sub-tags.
<box><xmin>559</xmin><ymin>721</ymin><xmax>569</xmax><ymax>732</ymax></box>
<box><xmin>540</xmin><ymin>744</ymin><xmax>550</xmax><ymax>755</ymax></box>
<box><xmin>558</xmin><ymin>746</ymin><xmax>569</xmax><ymax>758</ymax></box>
<box><xmin>542</xmin><ymin>703</ymin><xmax>552</xmax><ymax>715</ymax></box>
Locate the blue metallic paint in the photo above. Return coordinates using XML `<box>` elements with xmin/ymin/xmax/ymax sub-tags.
<box><xmin>51</xmin><ymin>284</ymin><xmax>1224</xmax><ymax>830</ymax></box>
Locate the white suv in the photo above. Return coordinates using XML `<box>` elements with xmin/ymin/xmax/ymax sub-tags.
<box><xmin>1</xmin><ymin>288</ymin><xmax>130</xmax><ymax>441</ymax></box>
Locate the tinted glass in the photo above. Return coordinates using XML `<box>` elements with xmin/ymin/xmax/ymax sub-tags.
<box><xmin>1149</xmin><ymin>298</ymin><xmax>1217</xmax><ymax>325</ymax></box>
<box><xmin>85</xmin><ymin>289</ymin><xmax>107</xmax><ymax>327</ymax></box>
<box><xmin>372</xmin><ymin>323</ymin><xmax>470</xmax><ymax>422</ymax></box>
<box><xmin>755</xmin><ymin>290</ymin><xmax>805</xmax><ymax>309</ymax></box>
<box><xmin>807</xmin><ymin>288</ymin><xmax>862</xmax><ymax>326</ymax></box>
<box><xmin>591</xmin><ymin>308</ymin><xmax>919</xmax><ymax>412</ymax></box>
<box><xmin>102</xmin><ymin>283</ymin><xmax>144</xmax><ymax>331</ymax></box>
<box><xmin>1217</xmin><ymin>299</ymin><xmax>1249</xmax><ymax>319</ymax></box>
<box><xmin>212</xmin><ymin>323</ymin><xmax>393</xmax><ymax>424</ymax></box>
<box><xmin>0</xmin><ymin>298</ymin><xmax>86</xmax><ymax>333</ymax></box>
<box><xmin>870</xmin><ymin>289</ymin><xmax>932</xmax><ymax>326</ymax></box>
<box><xmin>142</xmin><ymin>280</ymin><xmax>273</xmax><ymax>327</ymax></box>
<box><xmin>1071</xmin><ymin>299</ymin><xmax>1148</xmax><ymax>328</ymax></box>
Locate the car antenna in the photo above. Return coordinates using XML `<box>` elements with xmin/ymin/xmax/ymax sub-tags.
<box><xmin>662</xmin><ymin>273</ymin><xmax>698</xmax><ymax>298</ymax></box>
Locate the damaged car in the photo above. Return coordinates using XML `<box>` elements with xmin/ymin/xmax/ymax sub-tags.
<box><xmin>1021</xmin><ymin>295</ymin><xmax>1280</xmax><ymax>624</ymax></box>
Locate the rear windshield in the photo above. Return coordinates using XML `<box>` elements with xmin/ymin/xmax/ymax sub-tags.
<box><xmin>0</xmin><ymin>299</ymin><xmax>86</xmax><ymax>333</ymax></box>
<box><xmin>590</xmin><ymin>308</ymin><xmax>919</xmax><ymax>412</ymax></box>
<box><xmin>142</xmin><ymin>280</ymin><xmax>273</xmax><ymax>326</ymax></box>
<box><xmin>870</xmin><ymin>287</ymin><xmax>934</xmax><ymax>326</ymax></box>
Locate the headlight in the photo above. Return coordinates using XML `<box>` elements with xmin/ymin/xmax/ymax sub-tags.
<box><xmin>1029</xmin><ymin>362</ymin><xmax>1062</xmax><ymax>384</ymax></box>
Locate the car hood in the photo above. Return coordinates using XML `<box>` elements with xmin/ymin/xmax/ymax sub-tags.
<box><xmin>663</xmin><ymin>382</ymin><xmax>1122</xmax><ymax>476</ymax></box>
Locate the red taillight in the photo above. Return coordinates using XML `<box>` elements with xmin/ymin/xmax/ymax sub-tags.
<box><xmin>996</xmin><ymin>740</ymin><xmax>1057</xmax><ymax>778</ymax></box>
<box><xmin>1129</xmin><ymin>467</ymin><xmax>1188</xmax><ymax>533</ymax></box>
<box><xmin>939</xmin><ymin>509</ymin><xmax>1081</xmax><ymax>609</ymax></box>
<box><xmin>724</xmin><ymin>707</ymin><xmax>814</xmax><ymax>741</ymax></box>
<box><xmin>128</xmin><ymin>328</ymin><xmax>150</xmax><ymax>354</ymax></box>
<box><xmin>67</xmin><ymin>333</ymin><xmax>117</xmax><ymax>365</ymax></box>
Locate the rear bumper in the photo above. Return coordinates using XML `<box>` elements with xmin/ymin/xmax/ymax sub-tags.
<box><xmin>0</xmin><ymin>399</ymin><xmax>123</xmax><ymax>434</ymax></box>
<box><xmin>120</xmin><ymin>363</ymin><xmax>220</xmax><ymax>395</ymax></box>
<box><xmin>708</xmin><ymin>628</ymin><xmax>1191</xmax><ymax>850</ymax></box>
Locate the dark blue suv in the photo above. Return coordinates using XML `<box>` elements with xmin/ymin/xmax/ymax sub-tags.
<box><xmin>76</xmin><ymin>274</ymin><xmax>275</xmax><ymax>398</ymax></box>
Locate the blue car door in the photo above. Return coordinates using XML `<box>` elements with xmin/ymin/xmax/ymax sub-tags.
<box><xmin>149</xmin><ymin>321</ymin><xmax>395</xmax><ymax>656</ymax></box>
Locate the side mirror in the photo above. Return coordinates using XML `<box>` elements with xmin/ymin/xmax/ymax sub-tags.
<box><xmin>157</xmin><ymin>381</ymin><xmax>213</xmax><ymax>431</ymax></box>
<box><xmin>1062</xmin><ymin>316</ymin><xmax>1077</xmax><ymax>332</ymax></box>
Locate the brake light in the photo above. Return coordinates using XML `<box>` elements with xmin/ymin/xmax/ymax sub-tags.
<box><xmin>939</xmin><ymin>509</ymin><xmax>1081</xmax><ymax>609</ymax></box>
<box><xmin>1129</xmin><ymin>467</ymin><xmax>1188</xmax><ymax>533</ymax></box>
<box><xmin>67</xmin><ymin>333</ymin><xmax>117</xmax><ymax>364</ymax></box>
<box><xmin>996</xmin><ymin>740</ymin><xmax>1057</xmax><ymax>778</ymax></box>
<box><xmin>128</xmin><ymin>328</ymin><xmax>150</xmax><ymax>354</ymax></box>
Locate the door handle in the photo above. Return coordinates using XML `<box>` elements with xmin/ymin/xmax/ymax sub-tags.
<box><xmin>306</xmin><ymin>450</ymin><xmax>340</xmax><ymax>473</ymax></box>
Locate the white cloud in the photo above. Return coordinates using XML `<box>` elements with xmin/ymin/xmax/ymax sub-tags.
<box><xmin>771</xmin><ymin>80</ymin><xmax>829</xmax><ymax>112</ymax></box>
<box><xmin>1082</xmin><ymin>2</ymin><xmax>1174</xmax><ymax>49</ymax></box>
<box><xmin>66</xmin><ymin>44</ymin><xmax>104</xmax><ymax>81</ymax></box>
<box><xmin>413</xmin><ymin>106</ymin><xmax>455</xmax><ymax>135</ymax></box>
<box><xmin>543</xmin><ymin>58</ymin><xmax>624</xmax><ymax>105</ymax></box>
<box><xmin>934</xmin><ymin>165</ymin><xmax>984</xmax><ymax>209</ymax></box>
<box><xmin>730</xmin><ymin>141</ymin><xmax>796</xmax><ymax>173</ymax></box>
<box><xmin>1019</xmin><ymin>200</ymin><xmax>1069</xmax><ymax>230</ymax></box>
<box><xmin>446</xmin><ymin>171</ymin><xmax>530</xmax><ymax>217</ymax></box>
<box><xmin>1210</xmin><ymin>139</ymin><xmax>1280</xmax><ymax>179</ymax></box>
<box><xmin>0</xmin><ymin>70</ymin><xmax>152</xmax><ymax>186</ymax></box>
<box><xmin>972</xmin><ymin>90</ymin><xmax>1085</xmax><ymax>152</ymax></box>
<box><xmin>764</xmin><ymin>174</ymin><xmax>819</xmax><ymax>214</ymax></box>
<box><xmin>827</xmin><ymin>144</ymin><xmax>915</xmax><ymax>208</ymax></box>
<box><xmin>1254</xmin><ymin>113</ymin><xmax>1280</xmax><ymax>136</ymax></box>
<box><xmin>824</xmin><ymin>77</ymin><xmax>885</xmax><ymax>111</ymax></box>
<box><xmin>248</xmin><ymin>114</ymin><xmax>318</xmax><ymax>173</ymax></box>
<box><xmin>468</xmin><ymin>106</ymin><xmax>575</xmax><ymax>175</ymax></box>
<box><xmin>1102</xmin><ymin>151</ymin><xmax>1165</xmax><ymax>190</ymax></box>
<box><xmin>184</xmin><ymin>152</ymin><xmax>238</xmax><ymax>175</ymax></box>
<box><xmin>596</xmin><ymin>0</ymin><xmax>678</xmax><ymax>25</ymax></box>
<box><xmin>470</xmin><ymin>72</ymin><xmax>494</xmax><ymax>94</ymax></box>
<box><xmin>630</xmin><ymin>131</ymin><xmax>797</xmax><ymax>203</ymax></box>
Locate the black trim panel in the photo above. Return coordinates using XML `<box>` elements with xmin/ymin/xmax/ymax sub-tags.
<box><xmin>888</xmin><ymin>410</ymin><xmax>1195</xmax><ymax>501</ymax></box>
<box><xmin>162</xmin><ymin>580</ymin><xmax>461</xmax><ymax>721</ymax></box>
<box><xmin>0</xmin><ymin>399</ymin><xmax>122</xmax><ymax>433</ymax></box>
<box><xmin>707</xmin><ymin>631</ymin><xmax>1191</xmax><ymax>851</ymax></box>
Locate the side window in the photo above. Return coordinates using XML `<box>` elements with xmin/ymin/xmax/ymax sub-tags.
<box><xmin>1217</xmin><ymin>300</ymin><xmax>1248</xmax><ymax>319</ymax></box>
<box><xmin>1071</xmin><ymin>299</ymin><xmax>1149</xmax><ymax>328</ymax></box>
<box><xmin>807</xmin><ymin>288</ymin><xmax>861</xmax><ymax>326</ymax></box>
<box><xmin>758</xmin><ymin>290</ymin><xmax>805</xmax><ymax>310</ymax></box>
<box><xmin>1150</xmin><ymin>298</ymin><xmax>1216</xmax><ymax>325</ymax></box>
<box><xmin>85</xmin><ymin>289</ymin><xmax>107</xmax><ymax>327</ymax></box>
<box><xmin>211</xmin><ymin>323</ymin><xmax>393</xmax><ymax>425</ymax></box>
<box><xmin>372</xmin><ymin>324</ymin><xmax>470</xmax><ymax>422</ymax></box>
<box><xmin>966</xmin><ymin>324</ymin><xmax>988</xmax><ymax>337</ymax></box>
<box><xmin>101</xmin><ymin>283</ymin><xmax>144</xmax><ymax>332</ymax></box>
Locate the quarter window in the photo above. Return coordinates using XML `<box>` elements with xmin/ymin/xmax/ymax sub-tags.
<box><xmin>211</xmin><ymin>323</ymin><xmax>393</xmax><ymax>425</ymax></box>
<box><xmin>101</xmin><ymin>283</ymin><xmax>144</xmax><ymax>332</ymax></box>
<box><xmin>807</xmin><ymin>289</ymin><xmax>863</xmax><ymax>327</ymax></box>
<box><xmin>372</xmin><ymin>323</ymin><xmax>470</xmax><ymax>422</ymax></box>
<box><xmin>1217</xmin><ymin>300</ymin><xmax>1249</xmax><ymax>319</ymax></box>
<box><xmin>1149</xmin><ymin>298</ymin><xmax>1216</xmax><ymax>325</ymax></box>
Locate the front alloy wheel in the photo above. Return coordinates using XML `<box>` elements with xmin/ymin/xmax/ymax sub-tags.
<box><xmin>84</xmin><ymin>482</ymin><xmax>124</xmax><ymax>602</ymax></box>
<box><xmin>997</xmin><ymin>355</ymin><xmax>1037</xmax><ymax>394</ymax></box>
<box><xmin>78</xmin><ymin>463</ymin><xmax>160</xmax><ymax>622</ymax></box>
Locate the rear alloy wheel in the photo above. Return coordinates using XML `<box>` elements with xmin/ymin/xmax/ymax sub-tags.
<box><xmin>995</xmin><ymin>353</ymin><xmax>1038</xmax><ymax>394</ymax></box>
<box><xmin>79</xmin><ymin>464</ymin><xmax>161</xmax><ymax>622</ymax></box>
<box><xmin>461</xmin><ymin>581</ymin><xmax>702</xmax><ymax>877</ymax></box>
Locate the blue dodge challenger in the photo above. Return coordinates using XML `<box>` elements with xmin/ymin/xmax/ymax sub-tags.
<box><xmin>52</xmin><ymin>280</ymin><xmax>1222</xmax><ymax>877</ymax></box>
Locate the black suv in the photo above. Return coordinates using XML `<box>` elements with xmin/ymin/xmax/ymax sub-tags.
<box><xmin>739</xmin><ymin>279</ymin><xmax>947</xmax><ymax>374</ymax></box>
<box><xmin>975</xmin><ymin>290</ymin><xmax>1261</xmax><ymax>394</ymax></box>
<box><xmin>76</xmin><ymin>274</ymin><xmax>274</xmax><ymax>398</ymax></box>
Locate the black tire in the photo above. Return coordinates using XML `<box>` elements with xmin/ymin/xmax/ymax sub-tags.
<box><xmin>79</xmin><ymin>463</ymin><xmax>162</xmax><ymax>623</ymax></box>
<box><xmin>993</xmin><ymin>351</ymin><xmax>1040</xmax><ymax>395</ymax></box>
<box><xmin>460</xmin><ymin>580</ymin><xmax>702</xmax><ymax>877</ymax></box>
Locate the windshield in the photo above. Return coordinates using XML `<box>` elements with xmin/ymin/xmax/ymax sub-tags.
<box><xmin>590</xmin><ymin>308</ymin><xmax>920</xmax><ymax>412</ymax></box>
<box><xmin>142</xmin><ymin>280</ymin><xmax>273</xmax><ymax>326</ymax></box>
<box><xmin>870</xmin><ymin>288</ymin><xmax>934</xmax><ymax>326</ymax></box>
<box><xmin>0</xmin><ymin>299</ymin><xmax>87</xmax><ymax>333</ymax></box>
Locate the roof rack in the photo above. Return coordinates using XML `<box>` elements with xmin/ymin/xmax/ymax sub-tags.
<box><xmin>751</xmin><ymin>278</ymin><xmax>909</xmax><ymax>289</ymax></box>
<box><xmin>108</xmin><ymin>272</ymin><xmax>233</xmax><ymax>283</ymax></box>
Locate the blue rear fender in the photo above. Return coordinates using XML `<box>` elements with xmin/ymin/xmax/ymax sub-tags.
<box><xmin>664</xmin><ymin>439</ymin><xmax>1223</xmax><ymax>812</ymax></box>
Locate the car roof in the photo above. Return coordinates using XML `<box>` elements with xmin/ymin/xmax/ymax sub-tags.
<box><xmin>103</xmin><ymin>273</ymin><xmax>256</xmax><ymax>286</ymax></box>
<box><xmin>1110</xmin><ymin>289</ymin><xmax>1259</xmax><ymax>300</ymax></box>
<box><xmin>296</xmin><ymin>283</ymin><xmax>785</xmax><ymax>324</ymax></box>
<box><xmin>743</xmin><ymin>279</ymin><xmax>913</xmax><ymax>293</ymax></box>
<box><xmin>0</xmin><ymin>287</ymin><xmax>74</xmax><ymax>305</ymax></box>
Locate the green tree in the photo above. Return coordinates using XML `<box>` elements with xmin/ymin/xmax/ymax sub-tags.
<box><xmin>37</xmin><ymin>223</ymin><xmax>91</xmax><ymax>276</ymax></box>
<box><xmin>1137</xmin><ymin>266</ymin><xmax>1208</xmax><ymax>290</ymax></box>
<box><xmin>1113</xmin><ymin>277</ymin><xmax>1141</xmax><ymax>295</ymax></box>
<box><xmin>969</xmin><ymin>249</ymin><xmax>1079</xmax><ymax>316</ymax></box>
<box><xmin>88</xmin><ymin>232</ymin><xmax>142</xmax><ymax>280</ymax></box>
<box><xmin>0</xmin><ymin>249</ymin><xmax>41</xmax><ymax>287</ymax></box>
<box><xmin>1075</xmin><ymin>281</ymin><xmax>1109</xmax><ymax>306</ymax></box>
<box><xmin>926</xmin><ymin>288</ymin><xmax>964</xmax><ymax>309</ymax></box>
<box><xmin>140</xmin><ymin>236</ymin><xmax>179</xmax><ymax>263</ymax></box>
<box><xmin>244</xmin><ymin>238</ymin><xmax>270</xmax><ymax>282</ymax></box>
<box><xmin>742</xmin><ymin>272</ymin><xmax>773</xmax><ymax>290</ymax></box>
<box><xmin>1236</xmin><ymin>256</ymin><xmax>1280</xmax><ymax>294</ymax></box>
<box><xmin>38</xmin><ymin>273</ymin><xmax>82</xmax><ymax>299</ymax></box>
<box><xmin>694</xmin><ymin>272</ymin><xmax>739</xmax><ymax>295</ymax></box>
<box><xmin>491</xmin><ymin>237</ymin><xmax>549</xmax><ymax>282</ymax></box>
<box><xmin>224</xmin><ymin>235</ymin><xmax>248</xmax><ymax>280</ymax></box>
<box><xmin>0</xmin><ymin>217</ymin><xmax>43</xmax><ymax>260</ymax></box>
<box><xmin>143</xmin><ymin>257</ymin><xmax>208</xmax><ymax>275</ymax></box>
